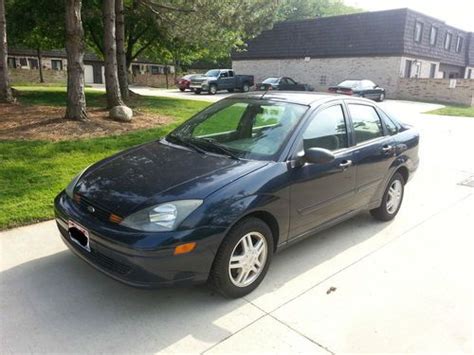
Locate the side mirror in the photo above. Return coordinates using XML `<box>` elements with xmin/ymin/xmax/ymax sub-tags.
<box><xmin>304</xmin><ymin>147</ymin><xmax>335</xmax><ymax>164</ymax></box>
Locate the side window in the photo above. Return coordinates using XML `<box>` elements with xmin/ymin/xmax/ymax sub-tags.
<box><xmin>378</xmin><ymin>109</ymin><xmax>399</xmax><ymax>135</ymax></box>
<box><xmin>220</xmin><ymin>71</ymin><xmax>229</xmax><ymax>78</ymax></box>
<box><xmin>286</xmin><ymin>78</ymin><xmax>297</xmax><ymax>85</ymax></box>
<box><xmin>303</xmin><ymin>105</ymin><xmax>348</xmax><ymax>151</ymax></box>
<box><xmin>348</xmin><ymin>104</ymin><xmax>383</xmax><ymax>143</ymax></box>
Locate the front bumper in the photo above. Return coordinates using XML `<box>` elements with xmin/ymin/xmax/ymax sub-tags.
<box><xmin>54</xmin><ymin>192</ymin><xmax>226</xmax><ymax>288</ymax></box>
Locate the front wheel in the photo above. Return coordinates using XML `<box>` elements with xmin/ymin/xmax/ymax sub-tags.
<box><xmin>194</xmin><ymin>89</ymin><xmax>201</xmax><ymax>95</ymax></box>
<box><xmin>378</xmin><ymin>92</ymin><xmax>385</xmax><ymax>102</ymax></box>
<box><xmin>209</xmin><ymin>217</ymin><xmax>273</xmax><ymax>298</ymax></box>
<box><xmin>370</xmin><ymin>172</ymin><xmax>404</xmax><ymax>221</ymax></box>
<box><xmin>179</xmin><ymin>88</ymin><xmax>185</xmax><ymax>92</ymax></box>
<box><xmin>209</xmin><ymin>85</ymin><xmax>217</xmax><ymax>95</ymax></box>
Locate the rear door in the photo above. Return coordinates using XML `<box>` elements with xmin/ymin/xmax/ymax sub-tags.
<box><xmin>345</xmin><ymin>101</ymin><xmax>395</xmax><ymax>209</ymax></box>
<box><xmin>218</xmin><ymin>70</ymin><xmax>233</xmax><ymax>90</ymax></box>
<box><xmin>288</xmin><ymin>103</ymin><xmax>357</xmax><ymax>239</ymax></box>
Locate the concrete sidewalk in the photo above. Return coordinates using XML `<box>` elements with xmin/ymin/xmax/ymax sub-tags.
<box><xmin>1</xmin><ymin>103</ymin><xmax>473</xmax><ymax>354</ymax></box>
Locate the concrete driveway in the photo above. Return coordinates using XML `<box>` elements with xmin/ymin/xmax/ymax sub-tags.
<box><xmin>130</xmin><ymin>86</ymin><xmax>232</xmax><ymax>102</ymax></box>
<box><xmin>1</xmin><ymin>100</ymin><xmax>472</xmax><ymax>354</ymax></box>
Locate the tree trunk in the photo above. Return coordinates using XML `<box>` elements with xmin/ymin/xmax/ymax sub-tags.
<box><xmin>102</xmin><ymin>0</ymin><xmax>123</xmax><ymax>108</ymax></box>
<box><xmin>37</xmin><ymin>47</ymin><xmax>44</xmax><ymax>83</ymax></box>
<box><xmin>115</xmin><ymin>0</ymin><xmax>128</xmax><ymax>100</ymax></box>
<box><xmin>0</xmin><ymin>0</ymin><xmax>13</xmax><ymax>103</ymax></box>
<box><xmin>65</xmin><ymin>0</ymin><xmax>88</xmax><ymax>120</ymax></box>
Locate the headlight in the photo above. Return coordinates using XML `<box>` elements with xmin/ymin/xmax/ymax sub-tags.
<box><xmin>120</xmin><ymin>200</ymin><xmax>203</xmax><ymax>232</ymax></box>
<box><xmin>65</xmin><ymin>167</ymin><xmax>89</xmax><ymax>198</ymax></box>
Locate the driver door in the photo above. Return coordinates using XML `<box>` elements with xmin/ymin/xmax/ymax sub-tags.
<box><xmin>288</xmin><ymin>103</ymin><xmax>357</xmax><ymax>239</ymax></box>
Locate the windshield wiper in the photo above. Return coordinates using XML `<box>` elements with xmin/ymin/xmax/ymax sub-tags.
<box><xmin>167</xmin><ymin>134</ymin><xmax>207</xmax><ymax>155</ymax></box>
<box><xmin>194</xmin><ymin>138</ymin><xmax>241</xmax><ymax>160</ymax></box>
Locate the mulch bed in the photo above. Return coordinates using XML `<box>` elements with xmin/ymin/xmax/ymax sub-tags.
<box><xmin>0</xmin><ymin>103</ymin><xmax>173</xmax><ymax>141</ymax></box>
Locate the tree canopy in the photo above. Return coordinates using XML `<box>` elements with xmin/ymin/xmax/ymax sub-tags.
<box><xmin>5</xmin><ymin>0</ymin><xmax>361</xmax><ymax>68</ymax></box>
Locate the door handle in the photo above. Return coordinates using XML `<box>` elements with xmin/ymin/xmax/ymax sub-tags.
<box><xmin>382</xmin><ymin>145</ymin><xmax>393</xmax><ymax>153</ymax></box>
<box><xmin>339</xmin><ymin>160</ymin><xmax>352</xmax><ymax>169</ymax></box>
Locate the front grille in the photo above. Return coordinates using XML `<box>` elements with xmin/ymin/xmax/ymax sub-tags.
<box><xmin>89</xmin><ymin>249</ymin><xmax>132</xmax><ymax>275</ymax></box>
<box><xmin>75</xmin><ymin>194</ymin><xmax>117</xmax><ymax>223</ymax></box>
<box><xmin>58</xmin><ymin>223</ymin><xmax>132</xmax><ymax>276</ymax></box>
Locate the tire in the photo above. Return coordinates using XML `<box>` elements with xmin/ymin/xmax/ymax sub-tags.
<box><xmin>227</xmin><ymin>89</ymin><xmax>234</xmax><ymax>93</ymax></box>
<box><xmin>209</xmin><ymin>217</ymin><xmax>274</xmax><ymax>298</ymax></box>
<box><xmin>378</xmin><ymin>92</ymin><xmax>385</xmax><ymax>102</ymax></box>
<box><xmin>179</xmin><ymin>88</ymin><xmax>185</xmax><ymax>92</ymax></box>
<box><xmin>370</xmin><ymin>172</ymin><xmax>405</xmax><ymax>221</ymax></box>
<box><xmin>241</xmin><ymin>83</ymin><xmax>250</xmax><ymax>92</ymax></box>
<box><xmin>209</xmin><ymin>84</ymin><xmax>217</xmax><ymax>95</ymax></box>
<box><xmin>194</xmin><ymin>89</ymin><xmax>201</xmax><ymax>95</ymax></box>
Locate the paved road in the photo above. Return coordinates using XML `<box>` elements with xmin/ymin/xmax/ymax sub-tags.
<box><xmin>1</xmin><ymin>100</ymin><xmax>473</xmax><ymax>354</ymax></box>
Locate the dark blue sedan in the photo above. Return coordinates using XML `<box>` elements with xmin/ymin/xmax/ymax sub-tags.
<box><xmin>55</xmin><ymin>92</ymin><xmax>419</xmax><ymax>298</ymax></box>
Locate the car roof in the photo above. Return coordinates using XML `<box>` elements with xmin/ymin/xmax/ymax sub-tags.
<box><xmin>227</xmin><ymin>91</ymin><xmax>373</xmax><ymax>106</ymax></box>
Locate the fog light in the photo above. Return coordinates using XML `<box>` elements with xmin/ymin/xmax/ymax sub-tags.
<box><xmin>174</xmin><ymin>242</ymin><xmax>196</xmax><ymax>255</ymax></box>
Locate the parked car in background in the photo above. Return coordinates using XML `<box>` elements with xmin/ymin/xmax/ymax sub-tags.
<box><xmin>190</xmin><ymin>69</ymin><xmax>254</xmax><ymax>95</ymax></box>
<box><xmin>329</xmin><ymin>80</ymin><xmax>386</xmax><ymax>101</ymax></box>
<box><xmin>176</xmin><ymin>74</ymin><xmax>200</xmax><ymax>92</ymax></box>
<box><xmin>257</xmin><ymin>77</ymin><xmax>314</xmax><ymax>91</ymax></box>
<box><xmin>55</xmin><ymin>92</ymin><xmax>418</xmax><ymax>298</ymax></box>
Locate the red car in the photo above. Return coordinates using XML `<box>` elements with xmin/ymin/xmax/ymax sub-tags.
<box><xmin>176</xmin><ymin>74</ymin><xmax>200</xmax><ymax>92</ymax></box>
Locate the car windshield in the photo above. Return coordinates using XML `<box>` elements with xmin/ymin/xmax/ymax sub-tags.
<box><xmin>338</xmin><ymin>80</ymin><xmax>361</xmax><ymax>88</ymax></box>
<box><xmin>263</xmin><ymin>78</ymin><xmax>279</xmax><ymax>84</ymax></box>
<box><xmin>205</xmin><ymin>70</ymin><xmax>220</xmax><ymax>77</ymax></box>
<box><xmin>168</xmin><ymin>99</ymin><xmax>308</xmax><ymax>161</ymax></box>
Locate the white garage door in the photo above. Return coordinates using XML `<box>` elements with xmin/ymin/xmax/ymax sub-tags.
<box><xmin>84</xmin><ymin>65</ymin><xmax>94</xmax><ymax>84</ymax></box>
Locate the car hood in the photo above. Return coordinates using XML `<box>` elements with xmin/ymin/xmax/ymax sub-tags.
<box><xmin>191</xmin><ymin>76</ymin><xmax>215</xmax><ymax>84</ymax></box>
<box><xmin>75</xmin><ymin>140</ymin><xmax>267</xmax><ymax>216</ymax></box>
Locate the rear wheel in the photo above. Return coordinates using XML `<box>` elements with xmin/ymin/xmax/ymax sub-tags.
<box><xmin>194</xmin><ymin>89</ymin><xmax>201</xmax><ymax>95</ymax></box>
<box><xmin>179</xmin><ymin>88</ymin><xmax>185</xmax><ymax>92</ymax></box>
<box><xmin>370</xmin><ymin>172</ymin><xmax>404</xmax><ymax>221</ymax></box>
<box><xmin>241</xmin><ymin>83</ymin><xmax>250</xmax><ymax>92</ymax></box>
<box><xmin>227</xmin><ymin>89</ymin><xmax>234</xmax><ymax>93</ymax></box>
<box><xmin>209</xmin><ymin>217</ymin><xmax>273</xmax><ymax>298</ymax></box>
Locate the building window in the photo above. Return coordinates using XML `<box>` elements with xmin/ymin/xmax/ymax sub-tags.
<box><xmin>19</xmin><ymin>57</ymin><xmax>28</xmax><ymax>67</ymax></box>
<box><xmin>51</xmin><ymin>59</ymin><xmax>63</xmax><ymax>70</ymax></box>
<box><xmin>444</xmin><ymin>32</ymin><xmax>452</xmax><ymax>50</ymax></box>
<box><xmin>319</xmin><ymin>75</ymin><xmax>327</xmax><ymax>85</ymax></box>
<box><xmin>414</xmin><ymin>21</ymin><xmax>423</xmax><ymax>43</ymax></box>
<box><xmin>150</xmin><ymin>65</ymin><xmax>160</xmax><ymax>75</ymax></box>
<box><xmin>28</xmin><ymin>58</ymin><xmax>39</xmax><ymax>69</ymax></box>
<box><xmin>7</xmin><ymin>57</ymin><xmax>17</xmax><ymax>68</ymax></box>
<box><xmin>455</xmin><ymin>36</ymin><xmax>463</xmax><ymax>53</ymax></box>
<box><xmin>429</xmin><ymin>26</ymin><xmax>438</xmax><ymax>46</ymax></box>
<box><xmin>404</xmin><ymin>60</ymin><xmax>413</xmax><ymax>78</ymax></box>
<box><xmin>429</xmin><ymin>63</ymin><xmax>436</xmax><ymax>78</ymax></box>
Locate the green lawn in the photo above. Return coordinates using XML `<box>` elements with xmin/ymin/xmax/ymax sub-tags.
<box><xmin>426</xmin><ymin>105</ymin><xmax>474</xmax><ymax>117</ymax></box>
<box><xmin>0</xmin><ymin>87</ymin><xmax>209</xmax><ymax>230</ymax></box>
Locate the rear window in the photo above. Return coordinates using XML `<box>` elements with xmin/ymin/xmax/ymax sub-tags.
<box><xmin>339</xmin><ymin>80</ymin><xmax>361</xmax><ymax>88</ymax></box>
<box><xmin>263</xmin><ymin>78</ymin><xmax>279</xmax><ymax>84</ymax></box>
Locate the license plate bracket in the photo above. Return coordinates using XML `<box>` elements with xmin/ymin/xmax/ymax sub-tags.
<box><xmin>68</xmin><ymin>220</ymin><xmax>91</xmax><ymax>252</ymax></box>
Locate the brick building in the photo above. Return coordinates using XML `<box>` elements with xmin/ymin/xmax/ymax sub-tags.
<box><xmin>7</xmin><ymin>48</ymin><xmax>174</xmax><ymax>84</ymax></box>
<box><xmin>231</xmin><ymin>8</ymin><xmax>474</xmax><ymax>98</ymax></box>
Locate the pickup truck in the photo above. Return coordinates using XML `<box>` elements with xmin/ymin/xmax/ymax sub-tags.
<box><xmin>189</xmin><ymin>69</ymin><xmax>254</xmax><ymax>95</ymax></box>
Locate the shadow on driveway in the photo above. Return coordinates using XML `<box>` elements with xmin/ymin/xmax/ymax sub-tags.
<box><xmin>0</xmin><ymin>213</ymin><xmax>391</xmax><ymax>353</ymax></box>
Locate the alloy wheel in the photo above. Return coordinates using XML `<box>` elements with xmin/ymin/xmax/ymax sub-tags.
<box><xmin>228</xmin><ymin>232</ymin><xmax>268</xmax><ymax>287</ymax></box>
<box><xmin>386</xmin><ymin>179</ymin><xmax>402</xmax><ymax>214</ymax></box>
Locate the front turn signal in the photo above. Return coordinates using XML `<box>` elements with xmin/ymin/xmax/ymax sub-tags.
<box><xmin>174</xmin><ymin>242</ymin><xmax>197</xmax><ymax>255</ymax></box>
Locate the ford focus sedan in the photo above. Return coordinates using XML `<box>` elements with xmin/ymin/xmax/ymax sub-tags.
<box><xmin>55</xmin><ymin>92</ymin><xmax>419</xmax><ymax>298</ymax></box>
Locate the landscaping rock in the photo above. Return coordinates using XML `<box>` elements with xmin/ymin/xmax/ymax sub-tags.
<box><xmin>110</xmin><ymin>105</ymin><xmax>133</xmax><ymax>122</ymax></box>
